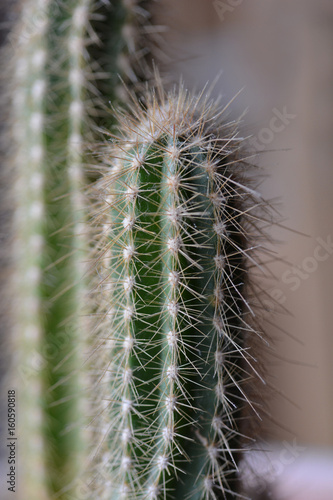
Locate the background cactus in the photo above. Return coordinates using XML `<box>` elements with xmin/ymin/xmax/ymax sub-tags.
<box><xmin>6</xmin><ymin>1</ymin><xmax>158</xmax><ymax>498</ymax></box>
<box><xmin>87</xmin><ymin>84</ymin><xmax>267</xmax><ymax>499</ymax></box>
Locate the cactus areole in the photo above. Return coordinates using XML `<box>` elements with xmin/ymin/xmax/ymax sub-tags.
<box><xmin>90</xmin><ymin>87</ymin><xmax>263</xmax><ymax>500</ymax></box>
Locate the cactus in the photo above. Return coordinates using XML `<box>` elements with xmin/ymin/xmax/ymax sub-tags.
<box><xmin>4</xmin><ymin>0</ymin><xmax>270</xmax><ymax>498</ymax></box>
<box><xmin>88</xmin><ymin>84</ymin><xmax>267</xmax><ymax>499</ymax></box>
<box><xmin>7</xmin><ymin>0</ymin><xmax>157</xmax><ymax>498</ymax></box>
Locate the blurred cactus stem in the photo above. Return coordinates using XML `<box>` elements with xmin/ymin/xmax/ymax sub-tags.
<box><xmin>89</xmin><ymin>84</ymin><xmax>267</xmax><ymax>499</ymax></box>
<box><xmin>11</xmin><ymin>2</ymin><xmax>52</xmax><ymax>497</ymax></box>
<box><xmin>8</xmin><ymin>0</ymin><xmax>152</xmax><ymax>498</ymax></box>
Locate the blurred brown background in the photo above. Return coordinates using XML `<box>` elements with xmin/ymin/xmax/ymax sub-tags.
<box><xmin>157</xmin><ymin>0</ymin><xmax>333</xmax><ymax>449</ymax></box>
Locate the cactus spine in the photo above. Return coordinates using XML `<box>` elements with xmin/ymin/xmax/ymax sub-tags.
<box><xmin>89</xmin><ymin>86</ymin><xmax>265</xmax><ymax>499</ymax></box>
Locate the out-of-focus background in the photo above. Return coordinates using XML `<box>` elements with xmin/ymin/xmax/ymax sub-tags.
<box><xmin>155</xmin><ymin>0</ymin><xmax>333</xmax><ymax>497</ymax></box>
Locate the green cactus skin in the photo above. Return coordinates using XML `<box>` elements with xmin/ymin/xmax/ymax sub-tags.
<box><xmin>8</xmin><ymin>0</ymin><xmax>155</xmax><ymax>498</ymax></box>
<box><xmin>88</xmin><ymin>85</ymin><xmax>266</xmax><ymax>500</ymax></box>
<box><xmin>40</xmin><ymin>1</ymin><xmax>92</xmax><ymax>497</ymax></box>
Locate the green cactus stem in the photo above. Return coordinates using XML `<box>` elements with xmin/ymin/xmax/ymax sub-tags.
<box><xmin>8</xmin><ymin>0</ymin><xmax>156</xmax><ymax>498</ymax></box>
<box><xmin>10</xmin><ymin>2</ymin><xmax>52</xmax><ymax>497</ymax></box>
<box><xmin>88</xmin><ymin>0</ymin><xmax>162</xmax><ymax>131</ymax></box>
<box><xmin>88</xmin><ymin>84</ymin><xmax>267</xmax><ymax>499</ymax></box>
<box><xmin>9</xmin><ymin>0</ymin><xmax>95</xmax><ymax>496</ymax></box>
<box><xmin>40</xmin><ymin>1</ymin><xmax>92</xmax><ymax>496</ymax></box>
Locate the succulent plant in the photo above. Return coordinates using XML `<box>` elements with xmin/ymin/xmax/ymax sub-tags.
<box><xmin>87</xmin><ymin>84</ymin><xmax>267</xmax><ymax>499</ymax></box>
<box><xmin>3</xmin><ymin>0</ymin><xmax>270</xmax><ymax>499</ymax></box>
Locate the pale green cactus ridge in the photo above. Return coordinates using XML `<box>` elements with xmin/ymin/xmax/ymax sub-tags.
<box><xmin>91</xmin><ymin>89</ymin><xmax>256</xmax><ymax>499</ymax></box>
<box><xmin>147</xmin><ymin>139</ymin><xmax>220</xmax><ymax>498</ymax></box>
<box><xmin>11</xmin><ymin>1</ymin><xmax>51</xmax><ymax>498</ymax></box>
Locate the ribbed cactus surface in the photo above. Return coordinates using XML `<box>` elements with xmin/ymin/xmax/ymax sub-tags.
<box><xmin>89</xmin><ymin>87</ymin><xmax>264</xmax><ymax>500</ymax></box>
<box><xmin>8</xmin><ymin>0</ymin><xmax>155</xmax><ymax>498</ymax></box>
<box><xmin>11</xmin><ymin>2</ymin><xmax>52</xmax><ymax>497</ymax></box>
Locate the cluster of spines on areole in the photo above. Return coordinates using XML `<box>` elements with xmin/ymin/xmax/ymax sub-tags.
<box><xmin>89</xmin><ymin>87</ymin><xmax>265</xmax><ymax>499</ymax></box>
<box><xmin>10</xmin><ymin>1</ymin><xmax>51</xmax><ymax>497</ymax></box>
